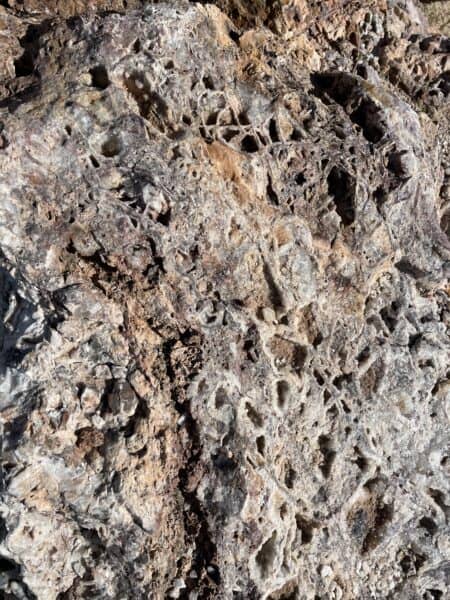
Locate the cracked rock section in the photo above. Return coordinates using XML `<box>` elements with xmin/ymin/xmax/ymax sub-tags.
<box><xmin>0</xmin><ymin>1</ymin><xmax>449</xmax><ymax>598</ymax></box>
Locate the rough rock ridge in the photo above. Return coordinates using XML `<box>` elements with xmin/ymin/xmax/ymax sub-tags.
<box><xmin>0</xmin><ymin>1</ymin><xmax>449</xmax><ymax>598</ymax></box>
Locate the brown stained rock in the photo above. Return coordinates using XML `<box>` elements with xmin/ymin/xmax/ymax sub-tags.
<box><xmin>0</xmin><ymin>1</ymin><xmax>449</xmax><ymax>599</ymax></box>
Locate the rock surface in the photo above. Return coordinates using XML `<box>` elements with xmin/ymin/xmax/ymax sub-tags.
<box><xmin>0</xmin><ymin>1</ymin><xmax>449</xmax><ymax>598</ymax></box>
<box><xmin>421</xmin><ymin>1</ymin><xmax>450</xmax><ymax>35</ymax></box>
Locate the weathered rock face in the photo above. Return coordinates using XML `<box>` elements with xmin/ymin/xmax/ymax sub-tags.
<box><xmin>421</xmin><ymin>1</ymin><xmax>450</xmax><ymax>35</ymax></box>
<box><xmin>0</xmin><ymin>0</ymin><xmax>449</xmax><ymax>598</ymax></box>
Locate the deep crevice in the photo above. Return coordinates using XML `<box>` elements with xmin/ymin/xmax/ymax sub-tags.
<box><xmin>14</xmin><ymin>20</ymin><xmax>52</xmax><ymax>78</ymax></box>
<box><xmin>327</xmin><ymin>166</ymin><xmax>355</xmax><ymax>225</ymax></box>
<box><xmin>162</xmin><ymin>335</ymin><xmax>220</xmax><ymax>598</ymax></box>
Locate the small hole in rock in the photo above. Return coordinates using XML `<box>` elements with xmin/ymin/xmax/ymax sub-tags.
<box><xmin>349</xmin><ymin>31</ymin><xmax>358</xmax><ymax>46</ymax></box>
<box><xmin>295</xmin><ymin>515</ymin><xmax>315</xmax><ymax>544</ymax></box>
<box><xmin>241</xmin><ymin>135</ymin><xmax>259</xmax><ymax>153</ymax></box>
<box><xmin>313</xmin><ymin>370</ymin><xmax>324</xmax><ymax>386</ymax></box>
<box><xmin>256</xmin><ymin>435</ymin><xmax>265</xmax><ymax>456</ymax></box>
<box><xmin>357</xmin><ymin>346</ymin><xmax>370</xmax><ymax>364</ymax></box>
<box><xmin>313</xmin><ymin>332</ymin><xmax>323</xmax><ymax>347</ymax></box>
<box><xmin>14</xmin><ymin>22</ymin><xmax>42</xmax><ymax>79</ymax></box>
<box><xmin>276</xmin><ymin>380</ymin><xmax>289</xmax><ymax>410</ymax></box>
<box><xmin>215</xmin><ymin>387</ymin><xmax>227</xmax><ymax>409</ymax></box>
<box><xmin>269</xmin><ymin>118</ymin><xmax>279</xmax><ymax>143</ymax></box>
<box><xmin>203</xmin><ymin>75</ymin><xmax>215</xmax><ymax>90</ymax></box>
<box><xmin>327</xmin><ymin>166</ymin><xmax>355</xmax><ymax>226</ymax></box>
<box><xmin>222</xmin><ymin>128</ymin><xmax>239</xmax><ymax>142</ymax></box>
<box><xmin>419</xmin><ymin>516</ymin><xmax>437</xmax><ymax>536</ymax></box>
<box><xmin>353</xmin><ymin>447</ymin><xmax>368</xmax><ymax>472</ymax></box>
<box><xmin>100</xmin><ymin>135</ymin><xmax>121</xmax><ymax>157</ymax></box>
<box><xmin>229</xmin><ymin>29</ymin><xmax>241</xmax><ymax>43</ymax></box>
<box><xmin>285</xmin><ymin>466</ymin><xmax>296</xmax><ymax>489</ymax></box>
<box><xmin>266</xmin><ymin>174</ymin><xmax>279</xmax><ymax>205</ymax></box>
<box><xmin>374</xmin><ymin>186</ymin><xmax>386</xmax><ymax>208</ymax></box>
<box><xmin>90</xmin><ymin>65</ymin><xmax>110</xmax><ymax>90</ymax></box>
<box><xmin>351</xmin><ymin>98</ymin><xmax>384</xmax><ymax>143</ymax></box>
<box><xmin>0</xmin><ymin>556</ymin><xmax>17</xmax><ymax>572</ymax></box>
<box><xmin>318</xmin><ymin>435</ymin><xmax>336</xmax><ymax>478</ymax></box>
<box><xmin>89</xmin><ymin>155</ymin><xmax>100</xmax><ymax>168</ymax></box>
<box><xmin>256</xmin><ymin>532</ymin><xmax>277</xmax><ymax>579</ymax></box>
<box><xmin>291</xmin><ymin>128</ymin><xmax>303</xmax><ymax>141</ymax></box>
<box><xmin>206</xmin><ymin>112</ymin><xmax>219</xmax><ymax>126</ymax></box>
<box><xmin>387</xmin><ymin>150</ymin><xmax>409</xmax><ymax>178</ymax></box>
<box><xmin>245</xmin><ymin>402</ymin><xmax>263</xmax><ymax>427</ymax></box>
<box><xmin>356</xmin><ymin>64</ymin><xmax>368</xmax><ymax>78</ymax></box>
<box><xmin>238</xmin><ymin>111</ymin><xmax>250</xmax><ymax>125</ymax></box>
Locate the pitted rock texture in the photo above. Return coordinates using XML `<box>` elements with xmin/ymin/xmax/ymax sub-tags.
<box><xmin>421</xmin><ymin>1</ymin><xmax>450</xmax><ymax>35</ymax></box>
<box><xmin>0</xmin><ymin>1</ymin><xmax>449</xmax><ymax>598</ymax></box>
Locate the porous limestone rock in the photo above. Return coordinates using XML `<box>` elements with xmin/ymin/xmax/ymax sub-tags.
<box><xmin>0</xmin><ymin>1</ymin><xmax>449</xmax><ymax>598</ymax></box>
<box><xmin>421</xmin><ymin>1</ymin><xmax>450</xmax><ymax>35</ymax></box>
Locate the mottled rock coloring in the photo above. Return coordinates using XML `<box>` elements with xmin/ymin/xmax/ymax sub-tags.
<box><xmin>0</xmin><ymin>0</ymin><xmax>449</xmax><ymax>598</ymax></box>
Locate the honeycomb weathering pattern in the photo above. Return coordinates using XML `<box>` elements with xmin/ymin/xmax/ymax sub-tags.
<box><xmin>0</xmin><ymin>0</ymin><xmax>449</xmax><ymax>598</ymax></box>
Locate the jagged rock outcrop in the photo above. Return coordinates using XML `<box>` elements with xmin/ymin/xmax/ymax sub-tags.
<box><xmin>0</xmin><ymin>1</ymin><xmax>449</xmax><ymax>598</ymax></box>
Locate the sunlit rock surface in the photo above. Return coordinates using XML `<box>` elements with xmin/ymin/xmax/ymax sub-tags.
<box><xmin>0</xmin><ymin>1</ymin><xmax>449</xmax><ymax>598</ymax></box>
